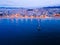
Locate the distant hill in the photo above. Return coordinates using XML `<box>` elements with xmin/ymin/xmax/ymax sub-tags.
<box><xmin>0</xmin><ymin>7</ymin><xmax>26</xmax><ymax>9</ymax></box>
<box><xmin>43</xmin><ymin>6</ymin><xmax>60</xmax><ymax>8</ymax></box>
<box><xmin>0</xmin><ymin>6</ymin><xmax>60</xmax><ymax>9</ymax></box>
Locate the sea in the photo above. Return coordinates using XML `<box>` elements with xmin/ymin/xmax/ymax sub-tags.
<box><xmin>0</xmin><ymin>18</ymin><xmax>60</xmax><ymax>45</ymax></box>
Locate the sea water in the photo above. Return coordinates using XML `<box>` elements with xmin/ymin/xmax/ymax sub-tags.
<box><xmin>0</xmin><ymin>18</ymin><xmax>60</xmax><ymax>45</ymax></box>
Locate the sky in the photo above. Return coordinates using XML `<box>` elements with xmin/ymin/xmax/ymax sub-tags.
<box><xmin>0</xmin><ymin>0</ymin><xmax>60</xmax><ymax>8</ymax></box>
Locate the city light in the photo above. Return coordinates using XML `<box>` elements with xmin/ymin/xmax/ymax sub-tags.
<box><xmin>0</xmin><ymin>7</ymin><xmax>60</xmax><ymax>19</ymax></box>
